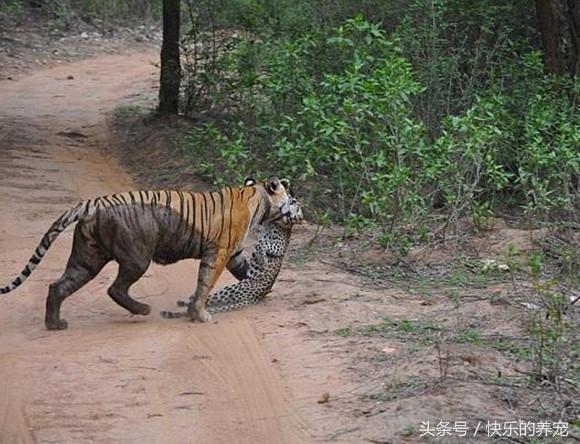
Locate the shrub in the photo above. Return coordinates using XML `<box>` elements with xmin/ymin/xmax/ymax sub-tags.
<box><xmin>180</xmin><ymin>14</ymin><xmax>579</xmax><ymax>246</ymax></box>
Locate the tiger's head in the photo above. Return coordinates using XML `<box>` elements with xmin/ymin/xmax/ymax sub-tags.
<box><xmin>244</xmin><ymin>176</ymin><xmax>304</xmax><ymax>226</ymax></box>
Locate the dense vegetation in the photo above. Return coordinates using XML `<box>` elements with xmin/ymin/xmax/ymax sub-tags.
<box><xmin>177</xmin><ymin>0</ymin><xmax>578</xmax><ymax>248</ymax></box>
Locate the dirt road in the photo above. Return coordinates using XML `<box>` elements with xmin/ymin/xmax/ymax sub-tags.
<box><xmin>0</xmin><ymin>53</ymin><xmax>310</xmax><ymax>443</ymax></box>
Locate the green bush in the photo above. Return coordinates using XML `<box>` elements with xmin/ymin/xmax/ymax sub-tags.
<box><xmin>181</xmin><ymin>122</ymin><xmax>252</xmax><ymax>187</ymax></box>
<box><xmin>180</xmin><ymin>13</ymin><xmax>579</xmax><ymax>246</ymax></box>
<box><xmin>268</xmin><ymin>18</ymin><xmax>429</xmax><ymax>233</ymax></box>
<box><xmin>434</xmin><ymin>52</ymin><xmax>579</xmax><ymax>227</ymax></box>
<box><xmin>0</xmin><ymin>0</ymin><xmax>26</xmax><ymax>16</ymax></box>
<box><xmin>395</xmin><ymin>0</ymin><xmax>537</xmax><ymax>134</ymax></box>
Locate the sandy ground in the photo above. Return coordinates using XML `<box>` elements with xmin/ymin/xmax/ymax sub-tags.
<box><xmin>0</xmin><ymin>53</ymin><xmax>324</xmax><ymax>444</ymax></box>
<box><xmin>0</xmin><ymin>9</ymin><xmax>161</xmax><ymax>82</ymax></box>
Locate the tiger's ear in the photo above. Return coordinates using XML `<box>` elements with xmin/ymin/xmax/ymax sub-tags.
<box><xmin>244</xmin><ymin>177</ymin><xmax>256</xmax><ymax>187</ymax></box>
<box><xmin>265</xmin><ymin>176</ymin><xmax>280</xmax><ymax>194</ymax></box>
<box><xmin>280</xmin><ymin>178</ymin><xmax>294</xmax><ymax>197</ymax></box>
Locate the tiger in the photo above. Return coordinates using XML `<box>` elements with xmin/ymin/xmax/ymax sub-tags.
<box><xmin>161</xmin><ymin>195</ymin><xmax>301</xmax><ymax>318</ymax></box>
<box><xmin>0</xmin><ymin>176</ymin><xmax>302</xmax><ymax>330</ymax></box>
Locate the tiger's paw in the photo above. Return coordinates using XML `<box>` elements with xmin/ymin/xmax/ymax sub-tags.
<box><xmin>189</xmin><ymin>308</ymin><xmax>212</xmax><ymax>323</ymax></box>
<box><xmin>45</xmin><ymin>318</ymin><xmax>68</xmax><ymax>331</ymax></box>
<box><xmin>134</xmin><ymin>303</ymin><xmax>151</xmax><ymax>316</ymax></box>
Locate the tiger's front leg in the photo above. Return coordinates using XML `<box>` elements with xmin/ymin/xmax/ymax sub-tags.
<box><xmin>188</xmin><ymin>249</ymin><xmax>229</xmax><ymax>322</ymax></box>
<box><xmin>166</xmin><ymin>250</ymin><xmax>249</xmax><ymax>317</ymax></box>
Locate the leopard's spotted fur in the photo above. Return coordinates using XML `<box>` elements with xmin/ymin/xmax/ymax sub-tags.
<box><xmin>209</xmin><ymin>221</ymin><xmax>291</xmax><ymax>311</ymax></box>
<box><xmin>160</xmin><ymin>216</ymin><xmax>294</xmax><ymax>318</ymax></box>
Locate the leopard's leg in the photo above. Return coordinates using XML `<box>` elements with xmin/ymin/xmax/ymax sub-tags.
<box><xmin>208</xmin><ymin>285</ymin><xmax>237</xmax><ymax>307</ymax></box>
<box><xmin>208</xmin><ymin>288</ymin><xmax>262</xmax><ymax>312</ymax></box>
<box><xmin>172</xmin><ymin>282</ymin><xmax>257</xmax><ymax>313</ymax></box>
<box><xmin>207</xmin><ymin>277</ymin><xmax>267</xmax><ymax>312</ymax></box>
<box><xmin>170</xmin><ymin>275</ymin><xmax>266</xmax><ymax>316</ymax></box>
<box><xmin>188</xmin><ymin>249</ymin><xmax>229</xmax><ymax>322</ymax></box>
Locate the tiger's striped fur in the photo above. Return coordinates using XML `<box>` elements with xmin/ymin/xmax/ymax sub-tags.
<box><xmin>161</xmin><ymin>206</ymin><xmax>298</xmax><ymax>318</ymax></box>
<box><xmin>1</xmin><ymin>177</ymin><xmax>300</xmax><ymax>330</ymax></box>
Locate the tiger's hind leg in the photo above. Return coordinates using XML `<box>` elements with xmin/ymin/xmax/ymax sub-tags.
<box><xmin>107</xmin><ymin>259</ymin><xmax>152</xmax><ymax>316</ymax></box>
<box><xmin>45</xmin><ymin>224</ymin><xmax>109</xmax><ymax>330</ymax></box>
<box><xmin>45</xmin><ymin>264</ymin><xmax>105</xmax><ymax>330</ymax></box>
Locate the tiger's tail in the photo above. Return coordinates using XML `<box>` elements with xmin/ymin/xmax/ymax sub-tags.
<box><xmin>1</xmin><ymin>201</ymin><xmax>88</xmax><ymax>294</ymax></box>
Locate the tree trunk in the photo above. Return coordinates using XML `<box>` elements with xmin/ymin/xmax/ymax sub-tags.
<box><xmin>535</xmin><ymin>0</ymin><xmax>561</xmax><ymax>74</ymax></box>
<box><xmin>567</xmin><ymin>0</ymin><xmax>580</xmax><ymax>75</ymax></box>
<box><xmin>158</xmin><ymin>0</ymin><xmax>181</xmax><ymax>114</ymax></box>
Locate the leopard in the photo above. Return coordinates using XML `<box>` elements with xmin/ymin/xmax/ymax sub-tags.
<box><xmin>160</xmin><ymin>201</ymin><xmax>300</xmax><ymax>318</ymax></box>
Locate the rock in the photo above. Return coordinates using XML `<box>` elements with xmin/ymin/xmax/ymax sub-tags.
<box><xmin>382</xmin><ymin>345</ymin><xmax>397</xmax><ymax>354</ymax></box>
<box><xmin>317</xmin><ymin>392</ymin><xmax>330</xmax><ymax>404</ymax></box>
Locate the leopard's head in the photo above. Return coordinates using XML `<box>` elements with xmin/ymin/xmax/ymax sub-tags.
<box><xmin>244</xmin><ymin>176</ymin><xmax>304</xmax><ymax>226</ymax></box>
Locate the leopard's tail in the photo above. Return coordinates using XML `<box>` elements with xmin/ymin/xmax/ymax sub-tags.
<box><xmin>1</xmin><ymin>201</ymin><xmax>89</xmax><ymax>294</ymax></box>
